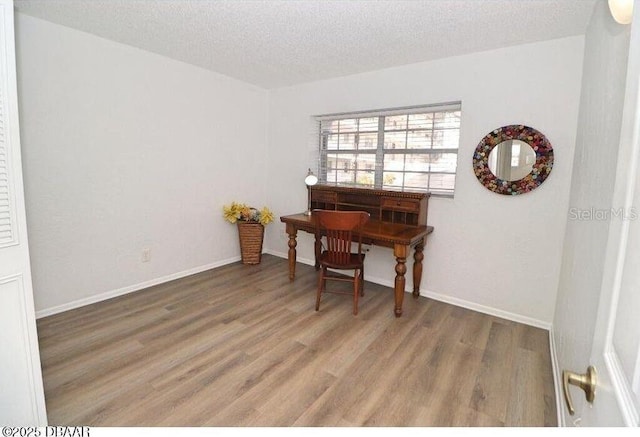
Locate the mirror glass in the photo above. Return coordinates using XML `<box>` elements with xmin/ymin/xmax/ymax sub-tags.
<box><xmin>487</xmin><ymin>140</ymin><xmax>536</xmax><ymax>181</ymax></box>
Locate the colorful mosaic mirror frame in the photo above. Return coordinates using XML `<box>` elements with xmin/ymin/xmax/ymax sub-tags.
<box><xmin>472</xmin><ymin>125</ymin><xmax>554</xmax><ymax>195</ymax></box>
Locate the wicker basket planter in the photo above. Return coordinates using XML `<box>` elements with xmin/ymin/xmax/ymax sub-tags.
<box><xmin>237</xmin><ymin>222</ymin><xmax>264</xmax><ymax>264</ymax></box>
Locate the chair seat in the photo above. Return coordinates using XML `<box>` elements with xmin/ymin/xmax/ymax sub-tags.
<box><xmin>319</xmin><ymin>252</ymin><xmax>365</xmax><ymax>270</ymax></box>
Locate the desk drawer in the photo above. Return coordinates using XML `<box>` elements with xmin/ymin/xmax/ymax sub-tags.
<box><xmin>312</xmin><ymin>191</ymin><xmax>338</xmax><ymax>203</ymax></box>
<box><xmin>381</xmin><ymin>197</ymin><xmax>420</xmax><ymax>212</ymax></box>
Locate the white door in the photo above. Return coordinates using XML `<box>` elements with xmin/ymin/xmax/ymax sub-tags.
<box><xmin>0</xmin><ymin>0</ymin><xmax>47</xmax><ymax>425</ymax></box>
<box><xmin>568</xmin><ymin>4</ymin><xmax>640</xmax><ymax>426</ymax></box>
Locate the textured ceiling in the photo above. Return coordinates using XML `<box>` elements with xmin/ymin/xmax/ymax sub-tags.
<box><xmin>14</xmin><ymin>0</ymin><xmax>596</xmax><ymax>89</ymax></box>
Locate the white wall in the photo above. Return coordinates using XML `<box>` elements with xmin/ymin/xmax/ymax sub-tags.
<box><xmin>553</xmin><ymin>0</ymin><xmax>630</xmax><ymax>424</ymax></box>
<box><xmin>265</xmin><ymin>36</ymin><xmax>585</xmax><ymax>326</ymax></box>
<box><xmin>15</xmin><ymin>14</ymin><xmax>269</xmax><ymax>315</ymax></box>
<box><xmin>15</xmin><ymin>12</ymin><xmax>586</xmax><ymax>326</ymax></box>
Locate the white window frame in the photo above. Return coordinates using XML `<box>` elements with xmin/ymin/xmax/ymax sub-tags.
<box><xmin>316</xmin><ymin>102</ymin><xmax>461</xmax><ymax>197</ymax></box>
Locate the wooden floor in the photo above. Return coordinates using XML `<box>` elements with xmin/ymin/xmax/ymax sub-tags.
<box><xmin>37</xmin><ymin>255</ymin><xmax>557</xmax><ymax>426</ymax></box>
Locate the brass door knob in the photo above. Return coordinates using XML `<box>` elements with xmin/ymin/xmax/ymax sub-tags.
<box><xmin>562</xmin><ymin>365</ymin><xmax>597</xmax><ymax>415</ymax></box>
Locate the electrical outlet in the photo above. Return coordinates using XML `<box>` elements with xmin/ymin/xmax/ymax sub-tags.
<box><xmin>142</xmin><ymin>248</ymin><xmax>151</xmax><ymax>263</ymax></box>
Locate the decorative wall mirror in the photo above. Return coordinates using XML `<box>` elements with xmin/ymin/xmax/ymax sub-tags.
<box><xmin>473</xmin><ymin>125</ymin><xmax>554</xmax><ymax>195</ymax></box>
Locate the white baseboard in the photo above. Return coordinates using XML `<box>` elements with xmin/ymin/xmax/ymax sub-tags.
<box><xmin>265</xmin><ymin>249</ymin><xmax>316</xmax><ymax>267</ymax></box>
<box><xmin>60</xmin><ymin>247</ymin><xmax>551</xmax><ymax>331</ymax></box>
<box><xmin>549</xmin><ymin>327</ymin><xmax>565</xmax><ymax>427</ymax></box>
<box><xmin>35</xmin><ymin>256</ymin><xmax>241</xmax><ymax>319</ymax></box>
<box><xmin>265</xmin><ymin>249</ymin><xmax>551</xmax><ymax>330</ymax></box>
<box><xmin>420</xmin><ymin>289</ymin><xmax>552</xmax><ymax>330</ymax></box>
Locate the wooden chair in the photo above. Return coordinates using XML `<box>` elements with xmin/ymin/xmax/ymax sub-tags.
<box><xmin>313</xmin><ymin>210</ymin><xmax>370</xmax><ymax>315</ymax></box>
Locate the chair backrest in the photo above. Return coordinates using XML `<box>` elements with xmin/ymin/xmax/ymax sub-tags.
<box><xmin>313</xmin><ymin>210</ymin><xmax>370</xmax><ymax>265</ymax></box>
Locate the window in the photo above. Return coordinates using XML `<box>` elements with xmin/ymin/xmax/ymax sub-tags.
<box><xmin>317</xmin><ymin>103</ymin><xmax>461</xmax><ymax>196</ymax></box>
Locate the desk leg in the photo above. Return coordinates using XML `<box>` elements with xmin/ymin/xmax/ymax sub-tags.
<box><xmin>286</xmin><ymin>224</ymin><xmax>297</xmax><ymax>281</ymax></box>
<box><xmin>393</xmin><ymin>244</ymin><xmax>407</xmax><ymax>317</ymax></box>
<box><xmin>412</xmin><ymin>238</ymin><xmax>425</xmax><ymax>298</ymax></box>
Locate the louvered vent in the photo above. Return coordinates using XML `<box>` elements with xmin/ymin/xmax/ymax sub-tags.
<box><xmin>0</xmin><ymin>69</ymin><xmax>15</xmax><ymax>247</ymax></box>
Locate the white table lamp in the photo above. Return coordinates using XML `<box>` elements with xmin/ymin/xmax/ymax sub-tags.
<box><xmin>304</xmin><ymin>169</ymin><xmax>318</xmax><ymax>215</ymax></box>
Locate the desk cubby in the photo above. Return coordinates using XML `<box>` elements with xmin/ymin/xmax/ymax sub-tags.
<box><xmin>309</xmin><ymin>185</ymin><xmax>429</xmax><ymax>226</ymax></box>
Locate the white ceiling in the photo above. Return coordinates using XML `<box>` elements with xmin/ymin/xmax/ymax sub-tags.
<box><xmin>14</xmin><ymin>0</ymin><xmax>597</xmax><ymax>89</ymax></box>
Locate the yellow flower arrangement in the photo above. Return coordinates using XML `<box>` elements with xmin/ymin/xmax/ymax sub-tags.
<box><xmin>223</xmin><ymin>202</ymin><xmax>274</xmax><ymax>226</ymax></box>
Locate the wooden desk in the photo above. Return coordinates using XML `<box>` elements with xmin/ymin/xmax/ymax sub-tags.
<box><xmin>280</xmin><ymin>213</ymin><xmax>433</xmax><ymax>317</ymax></box>
<box><xmin>281</xmin><ymin>185</ymin><xmax>433</xmax><ymax>317</ymax></box>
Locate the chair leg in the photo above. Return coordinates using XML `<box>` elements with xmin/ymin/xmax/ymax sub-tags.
<box><xmin>353</xmin><ymin>270</ymin><xmax>359</xmax><ymax>316</ymax></box>
<box><xmin>360</xmin><ymin>265</ymin><xmax>365</xmax><ymax>297</ymax></box>
<box><xmin>316</xmin><ymin>267</ymin><xmax>325</xmax><ymax>311</ymax></box>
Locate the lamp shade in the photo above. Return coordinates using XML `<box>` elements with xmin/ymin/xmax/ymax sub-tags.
<box><xmin>609</xmin><ymin>0</ymin><xmax>634</xmax><ymax>24</ymax></box>
<box><xmin>305</xmin><ymin>169</ymin><xmax>318</xmax><ymax>186</ymax></box>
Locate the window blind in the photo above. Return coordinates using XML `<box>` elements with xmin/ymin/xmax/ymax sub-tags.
<box><xmin>316</xmin><ymin>102</ymin><xmax>461</xmax><ymax>196</ymax></box>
